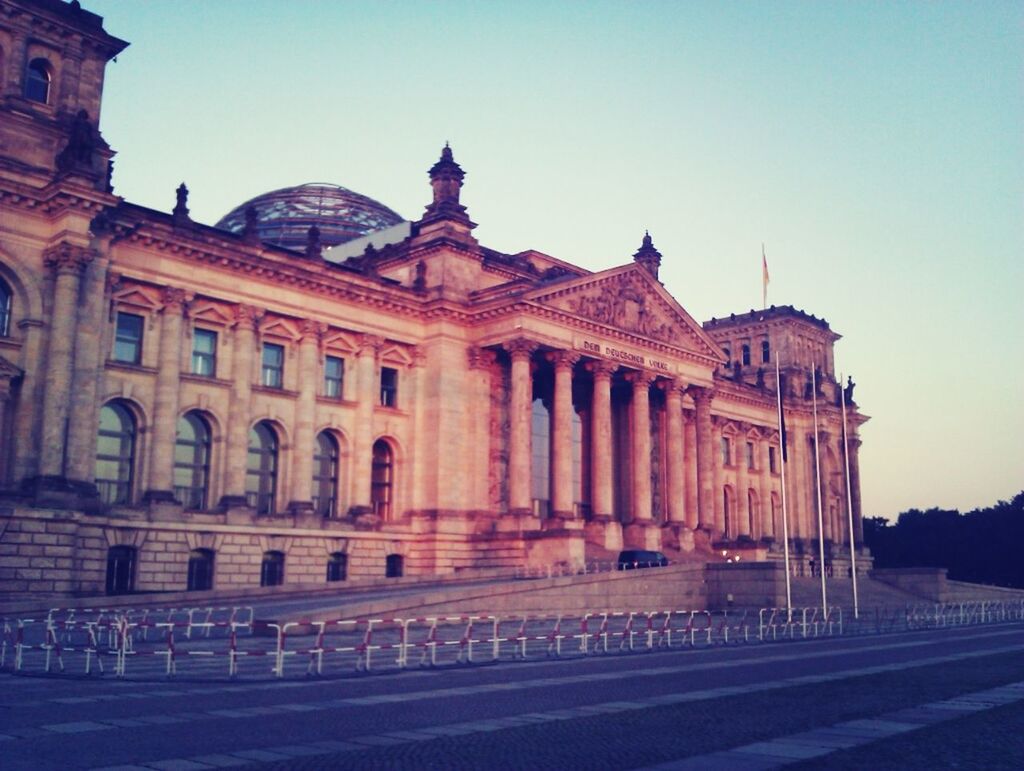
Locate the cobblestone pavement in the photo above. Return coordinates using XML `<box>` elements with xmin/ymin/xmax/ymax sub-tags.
<box><xmin>0</xmin><ymin>623</ymin><xmax>1021</xmax><ymax>770</ymax></box>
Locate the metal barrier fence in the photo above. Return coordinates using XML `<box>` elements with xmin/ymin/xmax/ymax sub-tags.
<box><xmin>3</xmin><ymin>599</ymin><xmax>1022</xmax><ymax>681</ymax></box>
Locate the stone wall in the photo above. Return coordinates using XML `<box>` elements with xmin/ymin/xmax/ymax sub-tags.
<box><xmin>705</xmin><ymin>561</ymin><xmax>788</xmax><ymax>610</ymax></box>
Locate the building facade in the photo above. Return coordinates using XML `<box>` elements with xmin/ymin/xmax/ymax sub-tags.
<box><xmin>0</xmin><ymin>0</ymin><xmax>867</xmax><ymax>598</ymax></box>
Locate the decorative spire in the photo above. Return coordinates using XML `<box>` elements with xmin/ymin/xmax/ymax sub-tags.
<box><xmin>633</xmin><ymin>230</ymin><xmax>662</xmax><ymax>279</ymax></box>
<box><xmin>305</xmin><ymin>225</ymin><xmax>322</xmax><ymax>259</ymax></box>
<box><xmin>172</xmin><ymin>182</ymin><xmax>190</xmax><ymax>222</ymax></box>
<box><xmin>423</xmin><ymin>143</ymin><xmax>469</xmax><ymax>224</ymax></box>
<box><xmin>243</xmin><ymin>205</ymin><xmax>260</xmax><ymax>243</ymax></box>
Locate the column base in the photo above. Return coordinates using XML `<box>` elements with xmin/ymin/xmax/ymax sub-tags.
<box><xmin>347</xmin><ymin>505</ymin><xmax>382</xmax><ymax>531</ymax></box>
<box><xmin>622</xmin><ymin>521</ymin><xmax>662</xmax><ymax>551</ymax></box>
<box><xmin>286</xmin><ymin>500</ymin><xmax>315</xmax><ymax>516</ymax></box>
<box><xmin>660</xmin><ymin>523</ymin><xmax>695</xmax><ymax>553</ymax></box>
<box><xmin>584</xmin><ymin>518</ymin><xmax>623</xmax><ymax>552</ymax></box>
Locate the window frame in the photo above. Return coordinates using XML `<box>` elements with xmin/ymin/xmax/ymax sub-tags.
<box><xmin>174</xmin><ymin>412</ymin><xmax>211</xmax><ymax>510</ymax></box>
<box><xmin>313</xmin><ymin>431</ymin><xmax>339</xmax><ymax>518</ymax></box>
<box><xmin>186</xmin><ymin>548</ymin><xmax>215</xmax><ymax>591</ymax></box>
<box><xmin>741</xmin><ymin>344</ymin><xmax>751</xmax><ymax>366</ymax></box>
<box><xmin>191</xmin><ymin>328</ymin><xmax>218</xmax><ymax>377</ymax></box>
<box><xmin>746</xmin><ymin>441</ymin><xmax>756</xmax><ymax>470</ymax></box>
<box><xmin>720</xmin><ymin>436</ymin><xmax>731</xmax><ymax>466</ymax></box>
<box><xmin>326</xmin><ymin>552</ymin><xmax>347</xmax><ymax>582</ymax></box>
<box><xmin>95</xmin><ymin>402</ymin><xmax>136</xmax><ymax>505</ymax></box>
<box><xmin>246</xmin><ymin>422</ymin><xmax>278</xmax><ymax>515</ymax></box>
<box><xmin>113</xmin><ymin>312</ymin><xmax>144</xmax><ymax>365</ymax></box>
<box><xmin>380</xmin><ymin>366</ymin><xmax>398</xmax><ymax>407</ymax></box>
<box><xmin>324</xmin><ymin>355</ymin><xmax>345</xmax><ymax>399</ymax></box>
<box><xmin>261</xmin><ymin>342</ymin><xmax>285</xmax><ymax>388</ymax></box>
<box><xmin>371</xmin><ymin>439</ymin><xmax>394</xmax><ymax>519</ymax></box>
<box><xmin>761</xmin><ymin>340</ymin><xmax>771</xmax><ymax>364</ymax></box>
<box><xmin>25</xmin><ymin>58</ymin><xmax>52</xmax><ymax>104</ymax></box>
<box><xmin>0</xmin><ymin>278</ymin><xmax>11</xmax><ymax>337</ymax></box>
<box><xmin>260</xmin><ymin>551</ymin><xmax>285</xmax><ymax>587</ymax></box>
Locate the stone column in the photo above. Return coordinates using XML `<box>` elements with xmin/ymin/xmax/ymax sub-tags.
<box><xmin>64</xmin><ymin>250</ymin><xmax>110</xmax><ymax>485</ymax></box>
<box><xmin>10</xmin><ymin>319</ymin><xmax>43</xmax><ymax>483</ymax></box>
<box><xmin>38</xmin><ymin>242</ymin><xmax>95</xmax><ymax>480</ymax></box>
<box><xmin>690</xmin><ymin>386</ymin><xmax>716</xmax><ymax>533</ymax></box>
<box><xmin>736</xmin><ymin>426</ymin><xmax>750</xmax><ymax>539</ymax></box>
<box><xmin>683</xmin><ymin>411</ymin><xmax>698</xmax><ymax>530</ymax></box>
<box><xmin>759</xmin><ymin>437</ymin><xmax>774</xmax><ymax>540</ymax></box>
<box><xmin>663</xmin><ymin>379</ymin><xmax>686</xmax><ymax>524</ymax></box>
<box><xmin>847</xmin><ymin>436</ymin><xmax>863</xmax><ymax>545</ymax></box>
<box><xmin>627</xmin><ymin>371</ymin><xmax>654</xmax><ymax>521</ymax></box>
<box><xmin>287</xmin><ymin>320</ymin><xmax>323</xmax><ymax>514</ymax></box>
<box><xmin>143</xmin><ymin>287</ymin><xmax>188</xmax><ymax>502</ymax></box>
<box><xmin>817</xmin><ymin>430</ymin><xmax>832</xmax><ymax>542</ymax></box>
<box><xmin>220</xmin><ymin>304</ymin><xmax>261</xmax><ymax>508</ymax></box>
<box><xmin>712</xmin><ymin>422</ymin><xmax>725</xmax><ymax>536</ymax></box>
<box><xmin>587</xmin><ymin>360</ymin><xmax>615</xmax><ymax>519</ymax></box>
<box><xmin>548</xmin><ymin>351</ymin><xmax>580</xmax><ymax>519</ymax></box>
<box><xmin>351</xmin><ymin>333</ymin><xmax>384</xmax><ymax>514</ymax></box>
<box><xmin>505</xmin><ymin>339</ymin><xmax>537</xmax><ymax>515</ymax></box>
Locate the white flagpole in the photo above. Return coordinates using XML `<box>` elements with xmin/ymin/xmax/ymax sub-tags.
<box><xmin>762</xmin><ymin>243</ymin><xmax>769</xmax><ymax>310</ymax></box>
<box><xmin>840</xmin><ymin>371</ymin><xmax>860</xmax><ymax>619</ymax></box>
<box><xmin>775</xmin><ymin>358</ymin><xmax>792</xmax><ymax>620</ymax></box>
<box><xmin>811</xmin><ymin>366</ymin><xmax>827</xmax><ymax>613</ymax></box>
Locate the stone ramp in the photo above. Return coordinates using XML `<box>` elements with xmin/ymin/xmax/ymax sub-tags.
<box><xmin>271</xmin><ymin>562</ymin><xmax>709</xmax><ymax>623</ymax></box>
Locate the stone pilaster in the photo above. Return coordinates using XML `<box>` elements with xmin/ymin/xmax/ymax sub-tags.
<box><xmin>287</xmin><ymin>320</ymin><xmax>323</xmax><ymax>515</ymax></box>
<box><xmin>219</xmin><ymin>304</ymin><xmax>262</xmax><ymax>508</ymax></box>
<box><xmin>38</xmin><ymin>242</ymin><xmax>95</xmax><ymax>480</ymax></box>
<box><xmin>505</xmin><ymin>339</ymin><xmax>537</xmax><ymax>516</ymax></box>
<box><xmin>64</xmin><ymin>250</ymin><xmax>110</xmax><ymax>485</ymax></box>
<box><xmin>143</xmin><ymin>287</ymin><xmax>189</xmax><ymax>502</ymax></box>
<box><xmin>759</xmin><ymin>436</ymin><xmax>774</xmax><ymax>540</ymax></box>
<box><xmin>626</xmin><ymin>371</ymin><xmax>655</xmax><ymax>521</ymax></box>
<box><xmin>690</xmin><ymin>386</ymin><xmax>716</xmax><ymax>534</ymax></box>
<box><xmin>847</xmin><ymin>436</ymin><xmax>863</xmax><ymax>545</ymax></box>
<box><xmin>736</xmin><ymin>425</ymin><xmax>750</xmax><ymax>539</ymax></box>
<box><xmin>662</xmin><ymin>379</ymin><xmax>686</xmax><ymax>524</ymax></box>
<box><xmin>351</xmin><ymin>333</ymin><xmax>384</xmax><ymax>514</ymax></box>
<box><xmin>548</xmin><ymin>351</ymin><xmax>580</xmax><ymax>519</ymax></box>
<box><xmin>683</xmin><ymin>410</ymin><xmax>698</xmax><ymax>530</ymax></box>
<box><xmin>587</xmin><ymin>359</ymin><xmax>616</xmax><ymax>519</ymax></box>
<box><xmin>468</xmin><ymin>347</ymin><xmax>498</xmax><ymax>512</ymax></box>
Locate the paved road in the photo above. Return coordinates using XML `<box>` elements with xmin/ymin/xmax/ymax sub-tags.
<box><xmin>1</xmin><ymin>623</ymin><xmax>1021</xmax><ymax>770</ymax></box>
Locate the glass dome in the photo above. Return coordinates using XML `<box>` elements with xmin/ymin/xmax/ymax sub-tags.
<box><xmin>215</xmin><ymin>182</ymin><xmax>404</xmax><ymax>252</ymax></box>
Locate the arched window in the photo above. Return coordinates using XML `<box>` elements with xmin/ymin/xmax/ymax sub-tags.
<box><xmin>741</xmin><ymin>344</ymin><xmax>751</xmax><ymax>366</ymax></box>
<box><xmin>186</xmin><ymin>548</ymin><xmax>215</xmax><ymax>591</ymax></box>
<box><xmin>761</xmin><ymin>340</ymin><xmax>771</xmax><ymax>364</ymax></box>
<box><xmin>748</xmin><ymin>489</ymin><xmax>758</xmax><ymax>538</ymax></box>
<box><xmin>0</xmin><ymin>278</ymin><xmax>11</xmax><ymax>337</ymax></box>
<box><xmin>326</xmin><ymin>552</ymin><xmax>347</xmax><ymax>582</ymax></box>
<box><xmin>246</xmin><ymin>422</ymin><xmax>277</xmax><ymax>515</ymax></box>
<box><xmin>105</xmin><ymin>546</ymin><xmax>136</xmax><ymax>595</ymax></box>
<box><xmin>95</xmin><ymin>403</ymin><xmax>136</xmax><ymax>505</ymax></box>
<box><xmin>25</xmin><ymin>58</ymin><xmax>52</xmax><ymax>104</ymax></box>
<box><xmin>371</xmin><ymin>439</ymin><xmax>393</xmax><ymax>519</ymax></box>
<box><xmin>385</xmin><ymin>553</ymin><xmax>403</xmax><ymax>578</ymax></box>
<box><xmin>313</xmin><ymin>431</ymin><xmax>339</xmax><ymax>518</ymax></box>
<box><xmin>174</xmin><ymin>412</ymin><xmax>211</xmax><ymax>510</ymax></box>
<box><xmin>260</xmin><ymin>551</ymin><xmax>284</xmax><ymax>586</ymax></box>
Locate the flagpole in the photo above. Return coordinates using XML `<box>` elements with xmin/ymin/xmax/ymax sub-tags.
<box><xmin>811</xmin><ymin>366</ymin><xmax>828</xmax><ymax>613</ymax></box>
<box><xmin>775</xmin><ymin>358</ymin><xmax>792</xmax><ymax>621</ymax></box>
<box><xmin>762</xmin><ymin>243</ymin><xmax>769</xmax><ymax>310</ymax></box>
<box><xmin>840</xmin><ymin>371</ymin><xmax>860</xmax><ymax>619</ymax></box>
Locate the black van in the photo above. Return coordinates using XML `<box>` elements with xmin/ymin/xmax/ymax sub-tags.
<box><xmin>616</xmin><ymin>550</ymin><xmax>669</xmax><ymax>570</ymax></box>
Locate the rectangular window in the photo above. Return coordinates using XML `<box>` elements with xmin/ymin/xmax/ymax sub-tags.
<box><xmin>769</xmin><ymin>446</ymin><xmax>778</xmax><ymax>474</ymax></box>
<box><xmin>720</xmin><ymin>437</ymin><xmax>731</xmax><ymax>466</ymax></box>
<box><xmin>261</xmin><ymin>342</ymin><xmax>284</xmax><ymax>388</ymax></box>
<box><xmin>746</xmin><ymin>441</ymin><xmax>755</xmax><ymax>470</ymax></box>
<box><xmin>192</xmin><ymin>328</ymin><xmax>217</xmax><ymax>377</ymax></box>
<box><xmin>762</xmin><ymin>340</ymin><xmax>771</xmax><ymax>364</ymax></box>
<box><xmin>324</xmin><ymin>355</ymin><xmax>344</xmax><ymax>399</ymax></box>
<box><xmin>113</xmin><ymin>312</ymin><xmax>144</xmax><ymax>364</ymax></box>
<box><xmin>380</xmin><ymin>366</ymin><xmax>398</xmax><ymax>407</ymax></box>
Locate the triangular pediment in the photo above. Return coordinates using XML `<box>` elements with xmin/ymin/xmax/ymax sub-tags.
<box><xmin>525</xmin><ymin>264</ymin><xmax>724</xmax><ymax>360</ymax></box>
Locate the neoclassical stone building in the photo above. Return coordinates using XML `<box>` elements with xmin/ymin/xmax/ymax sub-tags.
<box><xmin>0</xmin><ymin>0</ymin><xmax>866</xmax><ymax>598</ymax></box>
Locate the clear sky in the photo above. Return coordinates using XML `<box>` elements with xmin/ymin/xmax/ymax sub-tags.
<box><xmin>87</xmin><ymin>0</ymin><xmax>1023</xmax><ymax>520</ymax></box>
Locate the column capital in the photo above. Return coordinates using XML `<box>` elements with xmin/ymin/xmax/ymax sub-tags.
<box><xmin>356</xmin><ymin>333</ymin><xmax>386</xmax><ymax>356</ymax></box>
<box><xmin>43</xmin><ymin>242</ymin><xmax>96</xmax><ymax>275</ymax></box>
<box><xmin>232</xmin><ymin>303</ymin><xmax>264</xmax><ymax>330</ymax></box>
<box><xmin>503</xmin><ymin>338</ymin><xmax>539</xmax><ymax>361</ymax></box>
<box><xmin>299</xmin><ymin>318</ymin><xmax>327</xmax><ymax>342</ymax></box>
<box><xmin>624</xmin><ymin>370</ymin><xmax>657</xmax><ymax>388</ymax></box>
<box><xmin>657</xmin><ymin>377</ymin><xmax>687</xmax><ymax>397</ymax></box>
<box><xmin>585</xmin><ymin>359</ymin><xmax>618</xmax><ymax>380</ymax></box>
<box><xmin>846</xmin><ymin>436</ymin><xmax>862</xmax><ymax>450</ymax></box>
<box><xmin>467</xmin><ymin>346</ymin><xmax>498</xmax><ymax>370</ymax></box>
<box><xmin>160</xmin><ymin>286</ymin><xmax>192</xmax><ymax>315</ymax></box>
<box><xmin>688</xmin><ymin>384</ymin><xmax>715</xmax><ymax>407</ymax></box>
<box><xmin>546</xmin><ymin>350</ymin><xmax>581</xmax><ymax>371</ymax></box>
